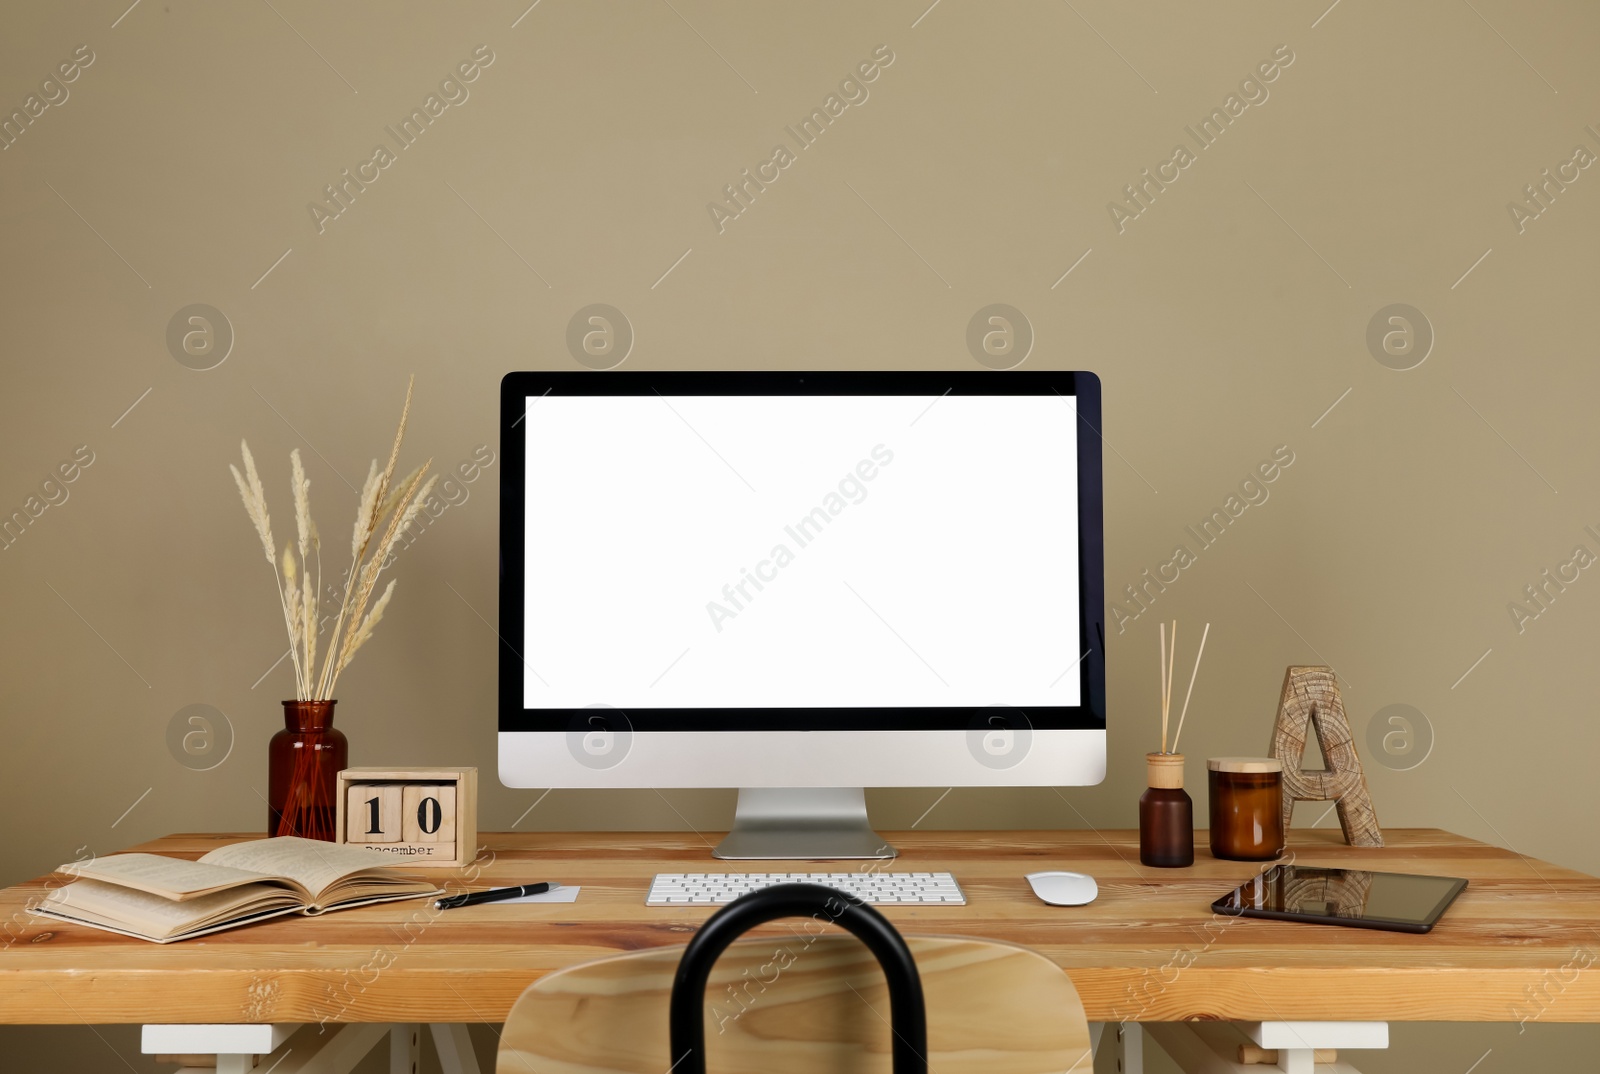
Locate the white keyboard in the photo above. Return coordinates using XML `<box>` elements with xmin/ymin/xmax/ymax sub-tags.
<box><xmin>646</xmin><ymin>871</ymin><xmax>966</xmax><ymax>906</ymax></box>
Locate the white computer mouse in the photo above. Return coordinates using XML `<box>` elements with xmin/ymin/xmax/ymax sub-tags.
<box><xmin>1026</xmin><ymin>870</ymin><xmax>1098</xmax><ymax>906</ymax></box>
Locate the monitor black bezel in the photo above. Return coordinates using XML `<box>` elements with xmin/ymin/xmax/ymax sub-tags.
<box><xmin>499</xmin><ymin>371</ymin><xmax>1106</xmax><ymax>733</ymax></box>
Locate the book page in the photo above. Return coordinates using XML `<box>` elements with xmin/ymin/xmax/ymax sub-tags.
<box><xmin>308</xmin><ymin>874</ymin><xmax>439</xmax><ymax>911</ymax></box>
<box><xmin>61</xmin><ymin>854</ymin><xmax>270</xmax><ymax>901</ymax></box>
<box><xmin>32</xmin><ymin>902</ymin><xmax>305</xmax><ymax>944</ymax></box>
<box><xmin>303</xmin><ymin>888</ymin><xmax>442</xmax><ymax>914</ymax></box>
<box><xmin>200</xmin><ymin>837</ymin><xmax>403</xmax><ymax>899</ymax></box>
<box><xmin>44</xmin><ymin>879</ymin><xmax>302</xmax><ymax>939</ymax></box>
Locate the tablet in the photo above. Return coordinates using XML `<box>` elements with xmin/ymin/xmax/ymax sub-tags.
<box><xmin>1211</xmin><ymin>864</ymin><xmax>1468</xmax><ymax>934</ymax></box>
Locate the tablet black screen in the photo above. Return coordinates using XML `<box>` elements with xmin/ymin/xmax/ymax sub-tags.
<box><xmin>1212</xmin><ymin>865</ymin><xmax>1468</xmax><ymax>933</ymax></box>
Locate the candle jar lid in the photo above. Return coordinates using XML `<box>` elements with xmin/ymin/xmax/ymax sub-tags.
<box><xmin>1207</xmin><ymin>756</ymin><xmax>1283</xmax><ymax>773</ymax></box>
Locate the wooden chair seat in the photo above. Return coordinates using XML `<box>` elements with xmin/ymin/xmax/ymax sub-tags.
<box><xmin>498</xmin><ymin>933</ymin><xmax>1091</xmax><ymax>1073</ymax></box>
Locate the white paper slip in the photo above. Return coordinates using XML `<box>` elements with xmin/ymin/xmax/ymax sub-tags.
<box><xmin>496</xmin><ymin>885</ymin><xmax>580</xmax><ymax>904</ymax></box>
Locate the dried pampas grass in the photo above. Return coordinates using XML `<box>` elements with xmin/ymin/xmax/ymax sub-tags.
<box><xmin>232</xmin><ymin>375</ymin><xmax>431</xmax><ymax>700</ymax></box>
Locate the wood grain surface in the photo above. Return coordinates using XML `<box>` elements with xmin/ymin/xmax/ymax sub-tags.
<box><xmin>499</xmin><ymin>935</ymin><xmax>1092</xmax><ymax>1074</ymax></box>
<box><xmin>1269</xmin><ymin>666</ymin><xmax>1384</xmax><ymax>847</ymax></box>
<box><xmin>1</xmin><ymin>828</ymin><xmax>1597</xmax><ymax>1025</ymax></box>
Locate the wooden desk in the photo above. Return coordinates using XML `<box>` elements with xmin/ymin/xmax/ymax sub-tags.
<box><xmin>3</xmin><ymin>827</ymin><xmax>1599</xmax><ymax>1073</ymax></box>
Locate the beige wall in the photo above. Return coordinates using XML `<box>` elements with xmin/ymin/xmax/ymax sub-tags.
<box><xmin>2</xmin><ymin>1</ymin><xmax>1597</xmax><ymax>1069</ymax></box>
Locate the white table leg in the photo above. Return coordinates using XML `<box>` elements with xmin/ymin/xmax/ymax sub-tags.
<box><xmin>1143</xmin><ymin>1020</ymin><xmax>1387</xmax><ymax>1073</ymax></box>
<box><xmin>142</xmin><ymin>1022</ymin><xmax>387</xmax><ymax>1074</ymax></box>
<box><xmin>143</xmin><ymin>1023</ymin><xmax>301</xmax><ymax>1056</ymax></box>
<box><xmin>1274</xmin><ymin>1050</ymin><xmax>1313</xmax><ymax>1074</ymax></box>
<box><xmin>391</xmin><ymin>1023</ymin><xmax>421</xmax><ymax>1074</ymax></box>
<box><xmin>1108</xmin><ymin>1021</ymin><xmax>1144</xmax><ymax>1074</ymax></box>
<box><xmin>430</xmin><ymin>1023</ymin><xmax>483</xmax><ymax>1074</ymax></box>
<box><xmin>1237</xmin><ymin>1021</ymin><xmax>1389</xmax><ymax>1052</ymax></box>
<box><xmin>1246</xmin><ymin>1020</ymin><xmax>1387</xmax><ymax>1072</ymax></box>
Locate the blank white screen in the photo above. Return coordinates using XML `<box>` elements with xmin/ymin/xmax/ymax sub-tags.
<box><xmin>523</xmin><ymin>394</ymin><xmax>1080</xmax><ymax>710</ymax></box>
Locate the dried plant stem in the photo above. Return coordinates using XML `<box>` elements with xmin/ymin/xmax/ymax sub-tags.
<box><xmin>232</xmin><ymin>375</ymin><xmax>422</xmax><ymax>702</ymax></box>
<box><xmin>291</xmin><ymin>449</ymin><xmax>318</xmax><ymax>690</ymax></box>
<box><xmin>307</xmin><ymin>540</ymin><xmax>321</xmax><ymax>686</ymax></box>
<box><xmin>276</xmin><ymin>735</ymin><xmax>334</xmax><ymax>838</ymax></box>
<box><xmin>336</xmin><ymin>462</ymin><xmax>434</xmax><ymax>680</ymax></box>
<box><xmin>233</xmin><ymin>446</ymin><xmax>307</xmax><ymax>697</ymax></box>
<box><xmin>275</xmin><ymin>555</ymin><xmax>309</xmax><ymax>699</ymax></box>
<box><xmin>314</xmin><ymin>376</ymin><xmax>415</xmax><ymax>699</ymax></box>
<box><xmin>301</xmin><ymin>557</ymin><xmax>317</xmax><ymax>688</ymax></box>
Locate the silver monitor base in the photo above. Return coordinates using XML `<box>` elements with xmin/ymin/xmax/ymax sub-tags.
<box><xmin>713</xmin><ymin>787</ymin><xmax>898</xmax><ymax>860</ymax></box>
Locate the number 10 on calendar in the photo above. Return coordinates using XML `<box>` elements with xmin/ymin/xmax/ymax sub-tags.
<box><xmin>334</xmin><ymin>767</ymin><xmax>478</xmax><ymax>868</ymax></box>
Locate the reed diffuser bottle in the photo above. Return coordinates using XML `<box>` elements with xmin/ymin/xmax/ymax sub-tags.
<box><xmin>1138</xmin><ymin>620</ymin><xmax>1209</xmax><ymax>869</ymax></box>
<box><xmin>1140</xmin><ymin>752</ymin><xmax>1194</xmax><ymax>867</ymax></box>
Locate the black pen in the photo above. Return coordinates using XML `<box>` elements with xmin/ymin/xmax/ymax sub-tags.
<box><xmin>435</xmin><ymin>883</ymin><xmax>554</xmax><ymax>910</ymax></box>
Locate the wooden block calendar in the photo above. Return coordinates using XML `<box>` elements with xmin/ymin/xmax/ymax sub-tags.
<box><xmin>335</xmin><ymin>767</ymin><xmax>477</xmax><ymax>869</ymax></box>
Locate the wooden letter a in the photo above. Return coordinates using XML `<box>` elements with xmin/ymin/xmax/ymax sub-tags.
<box><xmin>1267</xmin><ymin>666</ymin><xmax>1383</xmax><ymax>847</ymax></box>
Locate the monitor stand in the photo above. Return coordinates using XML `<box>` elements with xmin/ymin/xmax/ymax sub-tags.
<box><xmin>713</xmin><ymin>788</ymin><xmax>898</xmax><ymax>860</ymax></box>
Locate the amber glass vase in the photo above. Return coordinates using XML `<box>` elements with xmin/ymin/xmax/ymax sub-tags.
<box><xmin>268</xmin><ymin>700</ymin><xmax>347</xmax><ymax>840</ymax></box>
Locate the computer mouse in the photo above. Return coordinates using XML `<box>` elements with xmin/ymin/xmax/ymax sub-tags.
<box><xmin>1026</xmin><ymin>870</ymin><xmax>1098</xmax><ymax>906</ymax></box>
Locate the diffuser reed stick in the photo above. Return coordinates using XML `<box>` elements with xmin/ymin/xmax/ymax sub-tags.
<box><xmin>1171</xmin><ymin>622</ymin><xmax>1210</xmax><ymax>754</ymax></box>
<box><xmin>1156</xmin><ymin>620</ymin><xmax>1211</xmax><ymax>755</ymax></box>
<box><xmin>1166</xmin><ymin>622</ymin><xmax>1176</xmax><ymax>749</ymax></box>
<box><xmin>1159</xmin><ymin>622</ymin><xmax>1169</xmax><ymax>754</ymax></box>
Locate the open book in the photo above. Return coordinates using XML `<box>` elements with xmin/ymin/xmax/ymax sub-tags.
<box><xmin>31</xmin><ymin>836</ymin><xmax>441</xmax><ymax>943</ymax></box>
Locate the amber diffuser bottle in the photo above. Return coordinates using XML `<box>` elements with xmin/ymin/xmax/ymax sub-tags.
<box><xmin>1140</xmin><ymin>752</ymin><xmax>1194</xmax><ymax>867</ymax></box>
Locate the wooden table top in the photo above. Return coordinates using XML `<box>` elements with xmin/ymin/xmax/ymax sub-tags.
<box><xmin>2</xmin><ymin>828</ymin><xmax>1597</xmax><ymax>1025</ymax></box>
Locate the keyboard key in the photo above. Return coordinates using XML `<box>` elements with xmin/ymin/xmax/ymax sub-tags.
<box><xmin>646</xmin><ymin>871</ymin><xmax>965</xmax><ymax>906</ymax></box>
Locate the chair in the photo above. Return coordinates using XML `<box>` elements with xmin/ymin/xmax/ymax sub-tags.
<box><xmin>498</xmin><ymin>884</ymin><xmax>1091</xmax><ymax>1074</ymax></box>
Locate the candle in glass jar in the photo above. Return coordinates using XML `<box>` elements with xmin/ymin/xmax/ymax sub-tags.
<box><xmin>1207</xmin><ymin>757</ymin><xmax>1285</xmax><ymax>861</ymax></box>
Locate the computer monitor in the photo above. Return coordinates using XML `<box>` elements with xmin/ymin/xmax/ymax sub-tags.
<box><xmin>499</xmin><ymin>371</ymin><xmax>1106</xmax><ymax>859</ymax></box>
